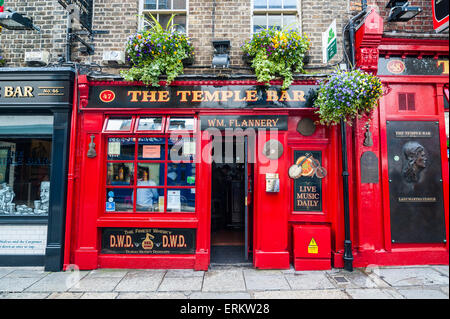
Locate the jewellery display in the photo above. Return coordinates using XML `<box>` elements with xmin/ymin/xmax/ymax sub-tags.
<box><xmin>0</xmin><ymin>181</ymin><xmax>49</xmax><ymax>216</ymax></box>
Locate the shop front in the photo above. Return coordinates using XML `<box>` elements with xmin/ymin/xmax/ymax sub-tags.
<box><xmin>64</xmin><ymin>76</ymin><xmax>346</xmax><ymax>270</ymax></box>
<box><xmin>0</xmin><ymin>68</ymin><xmax>75</xmax><ymax>271</ymax></box>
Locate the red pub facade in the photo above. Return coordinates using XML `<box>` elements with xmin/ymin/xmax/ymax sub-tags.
<box><xmin>63</xmin><ymin>9</ymin><xmax>449</xmax><ymax>271</ymax></box>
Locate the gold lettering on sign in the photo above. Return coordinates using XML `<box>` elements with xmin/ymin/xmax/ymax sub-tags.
<box><xmin>437</xmin><ymin>60</ymin><xmax>449</xmax><ymax>75</ymax></box>
<box><xmin>296</xmin><ymin>185</ymin><xmax>320</xmax><ymax>208</ymax></box>
<box><xmin>2</xmin><ymin>86</ymin><xmax>34</xmax><ymax>98</ymax></box>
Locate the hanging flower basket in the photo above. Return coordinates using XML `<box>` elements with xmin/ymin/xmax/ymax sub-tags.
<box><xmin>121</xmin><ymin>14</ymin><xmax>194</xmax><ymax>87</ymax></box>
<box><xmin>241</xmin><ymin>28</ymin><xmax>311</xmax><ymax>90</ymax></box>
<box><xmin>314</xmin><ymin>69</ymin><xmax>383</xmax><ymax>126</ymax></box>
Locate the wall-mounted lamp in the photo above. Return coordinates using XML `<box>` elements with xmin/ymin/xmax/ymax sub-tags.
<box><xmin>0</xmin><ymin>8</ymin><xmax>40</xmax><ymax>32</ymax></box>
<box><xmin>386</xmin><ymin>1</ymin><xmax>422</xmax><ymax>22</ymax></box>
<box><xmin>212</xmin><ymin>40</ymin><xmax>230</xmax><ymax>69</ymax></box>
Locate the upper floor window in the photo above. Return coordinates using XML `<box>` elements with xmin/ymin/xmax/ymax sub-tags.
<box><xmin>139</xmin><ymin>0</ymin><xmax>188</xmax><ymax>33</ymax></box>
<box><xmin>252</xmin><ymin>0</ymin><xmax>300</xmax><ymax>33</ymax></box>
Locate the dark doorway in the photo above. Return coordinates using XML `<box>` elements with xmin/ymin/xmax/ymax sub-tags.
<box><xmin>210</xmin><ymin>137</ymin><xmax>252</xmax><ymax>264</ymax></box>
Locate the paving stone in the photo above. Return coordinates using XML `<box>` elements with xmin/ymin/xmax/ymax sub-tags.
<box><xmin>69</xmin><ymin>275</ymin><xmax>123</xmax><ymax>292</ymax></box>
<box><xmin>81</xmin><ymin>292</ymin><xmax>119</xmax><ymax>299</ymax></box>
<box><xmin>117</xmin><ymin>292</ymin><xmax>187</xmax><ymax>299</ymax></box>
<box><xmin>87</xmin><ymin>269</ymin><xmax>129</xmax><ymax>278</ymax></box>
<box><xmin>26</xmin><ymin>271</ymin><xmax>88</xmax><ymax>292</ymax></box>
<box><xmin>440</xmin><ymin>286</ymin><xmax>448</xmax><ymax>296</ymax></box>
<box><xmin>397</xmin><ymin>288</ymin><xmax>449</xmax><ymax>299</ymax></box>
<box><xmin>165</xmin><ymin>269</ymin><xmax>205</xmax><ymax>278</ymax></box>
<box><xmin>0</xmin><ymin>292</ymin><xmax>50</xmax><ymax>299</ymax></box>
<box><xmin>432</xmin><ymin>265</ymin><xmax>449</xmax><ymax>277</ymax></box>
<box><xmin>285</xmin><ymin>272</ymin><xmax>335</xmax><ymax>290</ymax></box>
<box><xmin>189</xmin><ymin>292</ymin><xmax>251</xmax><ymax>299</ymax></box>
<box><xmin>243</xmin><ymin>270</ymin><xmax>290</xmax><ymax>291</ymax></box>
<box><xmin>202</xmin><ymin>269</ymin><xmax>246</xmax><ymax>292</ymax></box>
<box><xmin>377</xmin><ymin>267</ymin><xmax>449</xmax><ymax>287</ymax></box>
<box><xmin>345</xmin><ymin>288</ymin><xmax>403</xmax><ymax>299</ymax></box>
<box><xmin>3</xmin><ymin>268</ymin><xmax>48</xmax><ymax>278</ymax></box>
<box><xmin>253</xmin><ymin>289</ymin><xmax>349</xmax><ymax>299</ymax></box>
<box><xmin>114</xmin><ymin>271</ymin><xmax>165</xmax><ymax>292</ymax></box>
<box><xmin>158</xmin><ymin>276</ymin><xmax>203</xmax><ymax>292</ymax></box>
<box><xmin>329</xmin><ymin>269</ymin><xmax>379</xmax><ymax>288</ymax></box>
<box><xmin>47</xmin><ymin>292</ymin><xmax>83</xmax><ymax>299</ymax></box>
<box><xmin>0</xmin><ymin>277</ymin><xmax>44</xmax><ymax>292</ymax></box>
<box><xmin>0</xmin><ymin>268</ymin><xmax>16</xmax><ymax>278</ymax></box>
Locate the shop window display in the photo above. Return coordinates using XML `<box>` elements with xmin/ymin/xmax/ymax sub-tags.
<box><xmin>0</xmin><ymin>138</ymin><xmax>52</xmax><ymax>217</ymax></box>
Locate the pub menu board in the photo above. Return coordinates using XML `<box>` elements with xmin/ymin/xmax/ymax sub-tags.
<box><xmin>293</xmin><ymin>150</ymin><xmax>322</xmax><ymax>212</ymax></box>
<box><xmin>101</xmin><ymin>228</ymin><xmax>196</xmax><ymax>254</ymax></box>
<box><xmin>387</xmin><ymin>121</ymin><xmax>446</xmax><ymax>243</ymax></box>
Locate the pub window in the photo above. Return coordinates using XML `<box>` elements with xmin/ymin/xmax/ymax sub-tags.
<box><xmin>105</xmin><ymin>116</ymin><xmax>196</xmax><ymax>214</ymax></box>
<box><xmin>252</xmin><ymin>0</ymin><xmax>300</xmax><ymax>33</ymax></box>
<box><xmin>0</xmin><ymin>116</ymin><xmax>53</xmax><ymax>219</ymax></box>
<box><xmin>105</xmin><ymin>117</ymin><xmax>134</xmax><ymax>132</ymax></box>
<box><xmin>139</xmin><ymin>0</ymin><xmax>188</xmax><ymax>33</ymax></box>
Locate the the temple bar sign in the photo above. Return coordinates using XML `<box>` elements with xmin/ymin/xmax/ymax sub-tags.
<box><xmin>86</xmin><ymin>85</ymin><xmax>318</xmax><ymax>109</ymax></box>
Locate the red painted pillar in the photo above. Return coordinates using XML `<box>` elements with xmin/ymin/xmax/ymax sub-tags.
<box><xmin>253</xmin><ymin>130</ymin><xmax>290</xmax><ymax>269</ymax></box>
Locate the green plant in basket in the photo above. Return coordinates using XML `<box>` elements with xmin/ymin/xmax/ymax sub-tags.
<box><xmin>121</xmin><ymin>14</ymin><xmax>194</xmax><ymax>86</ymax></box>
<box><xmin>314</xmin><ymin>69</ymin><xmax>383</xmax><ymax>126</ymax></box>
<box><xmin>241</xmin><ymin>27</ymin><xmax>311</xmax><ymax>90</ymax></box>
<box><xmin>0</xmin><ymin>56</ymin><xmax>6</xmax><ymax>67</ymax></box>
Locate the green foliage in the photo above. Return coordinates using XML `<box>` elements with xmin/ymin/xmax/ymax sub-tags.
<box><xmin>0</xmin><ymin>55</ymin><xmax>6</xmax><ymax>67</ymax></box>
<box><xmin>314</xmin><ymin>69</ymin><xmax>383</xmax><ymax>126</ymax></box>
<box><xmin>241</xmin><ymin>28</ymin><xmax>311</xmax><ymax>90</ymax></box>
<box><xmin>121</xmin><ymin>14</ymin><xmax>194</xmax><ymax>86</ymax></box>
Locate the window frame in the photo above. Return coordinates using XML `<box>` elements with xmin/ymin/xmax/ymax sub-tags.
<box><xmin>251</xmin><ymin>0</ymin><xmax>302</xmax><ymax>34</ymax></box>
<box><xmin>138</xmin><ymin>0</ymin><xmax>189</xmax><ymax>33</ymax></box>
<box><xmin>103</xmin><ymin>115</ymin><xmax>197</xmax><ymax>216</ymax></box>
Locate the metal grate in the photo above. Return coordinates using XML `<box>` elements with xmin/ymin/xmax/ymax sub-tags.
<box><xmin>398</xmin><ymin>93</ymin><xmax>416</xmax><ymax>111</ymax></box>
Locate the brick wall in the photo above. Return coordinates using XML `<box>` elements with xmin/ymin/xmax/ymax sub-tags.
<box><xmin>1</xmin><ymin>1</ymin><xmax>446</xmax><ymax>75</ymax></box>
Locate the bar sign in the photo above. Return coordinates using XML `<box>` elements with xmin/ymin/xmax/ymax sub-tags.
<box><xmin>323</xmin><ymin>19</ymin><xmax>337</xmax><ymax>63</ymax></box>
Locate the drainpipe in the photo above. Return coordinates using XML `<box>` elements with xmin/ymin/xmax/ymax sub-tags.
<box><xmin>341</xmin><ymin>7</ymin><xmax>367</xmax><ymax>272</ymax></box>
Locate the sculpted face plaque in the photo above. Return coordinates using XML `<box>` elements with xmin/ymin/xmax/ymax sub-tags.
<box><xmin>387</xmin><ymin>121</ymin><xmax>446</xmax><ymax>243</ymax></box>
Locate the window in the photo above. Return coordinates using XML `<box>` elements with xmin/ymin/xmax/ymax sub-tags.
<box><xmin>104</xmin><ymin>116</ymin><xmax>196</xmax><ymax>214</ymax></box>
<box><xmin>140</xmin><ymin>0</ymin><xmax>188</xmax><ymax>33</ymax></box>
<box><xmin>0</xmin><ymin>116</ymin><xmax>53</xmax><ymax>218</ymax></box>
<box><xmin>252</xmin><ymin>0</ymin><xmax>300</xmax><ymax>33</ymax></box>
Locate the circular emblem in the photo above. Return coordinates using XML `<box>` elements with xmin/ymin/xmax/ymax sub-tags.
<box><xmin>387</xmin><ymin>60</ymin><xmax>405</xmax><ymax>74</ymax></box>
<box><xmin>99</xmin><ymin>90</ymin><xmax>116</xmax><ymax>103</ymax></box>
<box><xmin>296</xmin><ymin>156</ymin><xmax>315</xmax><ymax>177</ymax></box>
<box><xmin>262</xmin><ymin>140</ymin><xmax>284</xmax><ymax>160</ymax></box>
<box><xmin>288</xmin><ymin>165</ymin><xmax>302</xmax><ymax>179</ymax></box>
<box><xmin>297</xmin><ymin>118</ymin><xmax>316</xmax><ymax>136</ymax></box>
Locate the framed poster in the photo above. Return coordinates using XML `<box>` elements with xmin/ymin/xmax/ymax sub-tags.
<box><xmin>293</xmin><ymin>150</ymin><xmax>323</xmax><ymax>212</ymax></box>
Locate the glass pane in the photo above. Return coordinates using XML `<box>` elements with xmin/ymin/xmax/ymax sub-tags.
<box><xmin>137</xmin><ymin>163</ymin><xmax>165</xmax><ymax>186</ymax></box>
<box><xmin>138</xmin><ymin>137</ymin><xmax>165</xmax><ymax>160</ymax></box>
<box><xmin>284</xmin><ymin>0</ymin><xmax>297</xmax><ymax>9</ymax></box>
<box><xmin>158</xmin><ymin>0</ymin><xmax>171</xmax><ymax>9</ymax></box>
<box><xmin>137</xmin><ymin>117</ymin><xmax>163</xmax><ymax>131</ymax></box>
<box><xmin>173</xmin><ymin>0</ymin><xmax>186</xmax><ymax>9</ymax></box>
<box><xmin>283</xmin><ymin>15</ymin><xmax>299</xmax><ymax>30</ymax></box>
<box><xmin>107</xmin><ymin>163</ymin><xmax>134</xmax><ymax>186</ymax></box>
<box><xmin>167</xmin><ymin>163</ymin><xmax>196</xmax><ymax>186</ymax></box>
<box><xmin>268</xmin><ymin>15</ymin><xmax>282</xmax><ymax>30</ymax></box>
<box><xmin>0</xmin><ymin>116</ymin><xmax>53</xmax><ymax>135</ymax></box>
<box><xmin>107</xmin><ymin>137</ymin><xmax>135</xmax><ymax>161</ymax></box>
<box><xmin>144</xmin><ymin>0</ymin><xmax>157</xmax><ymax>9</ymax></box>
<box><xmin>168</xmin><ymin>137</ymin><xmax>196</xmax><ymax>161</ymax></box>
<box><xmin>268</xmin><ymin>0</ymin><xmax>282</xmax><ymax>9</ymax></box>
<box><xmin>168</xmin><ymin>118</ymin><xmax>195</xmax><ymax>131</ymax></box>
<box><xmin>253</xmin><ymin>15</ymin><xmax>267</xmax><ymax>33</ymax></box>
<box><xmin>254</xmin><ymin>0</ymin><xmax>267</xmax><ymax>9</ymax></box>
<box><xmin>135</xmin><ymin>188</ymin><xmax>164</xmax><ymax>212</ymax></box>
<box><xmin>167</xmin><ymin>188</ymin><xmax>195</xmax><ymax>212</ymax></box>
<box><xmin>106</xmin><ymin>188</ymin><xmax>133</xmax><ymax>212</ymax></box>
<box><xmin>0</xmin><ymin>138</ymin><xmax>51</xmax><ymax>217</ymax></box>
<box><xmin>106</xmin><ymin>118</ymin><xmax>132</xmax><ymax>131</ymax></box>
<box><xmin>159</xmin><ymin>14</ymin><xmax>172</xmax><ymax>29</ymax></box>
<box><xmin>173</xmin><ymin>15</ymin><xmax>186</xmax><ymax>33</ymax></box>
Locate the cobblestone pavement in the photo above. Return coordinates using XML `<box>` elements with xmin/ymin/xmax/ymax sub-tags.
<box><xmin>0</xmin><ymin>264</ymin><xmax>448</xmax><ymax>299</ymax></box>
